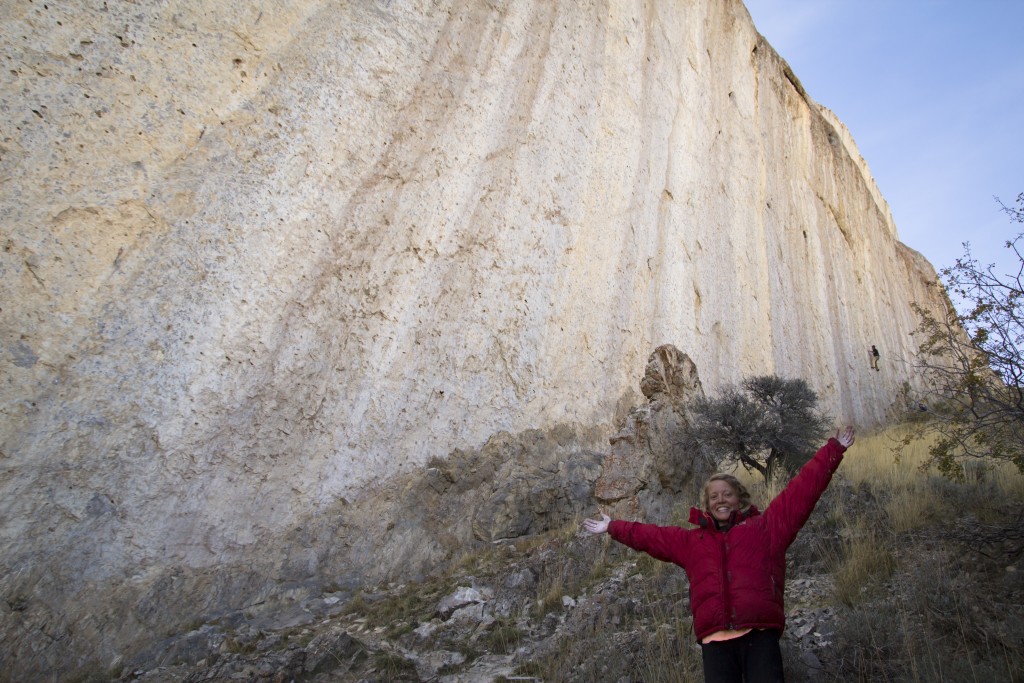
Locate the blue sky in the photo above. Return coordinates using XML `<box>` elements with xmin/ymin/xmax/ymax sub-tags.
<box><xmin>745</xmin><ymin>0</ymin><xmax>1024</xmax><ymax>279</ymax></box>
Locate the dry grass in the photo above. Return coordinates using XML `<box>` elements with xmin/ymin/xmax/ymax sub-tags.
<box><xmin>845</xmin><ymin>423</ymin><xmax>1024</xmax><ymax>495</ymax></box>
<box><xmin>847</xmin><ymin>424</ymin><xmax>1024</xmax><ymax>526</ymax></box>
<box><xmin>721</xmin><ymin>426</ymin><xmax>1024</xmax><ymax>536</ymax></box>
<box><xmin>819</xmin><ymin>422</ymin><xmax>1024</xmax><ymax>682</ymax></box>
<box><xmin>533</xmin><ymin>574</ymin><xmax>565</xmax><ymax>619</ymax></box>
<box><xmin>717</xmin><ymin>425</ymin><xmax>1024</xmax><ymax>681</ymax></box>
<box><xmin>634</xmin><ymin>580</ymin><xmax>703</xmax><ymax>682</ymax></box>
<box><xmin>825</xmin><ymin>523</ymin><xmax>896</xmax><ymax>607</ymax></box>
<box><xmin>335</xmin><ymin>422</ymin><xmax>1024</xmax><ymax>682</ymax></box>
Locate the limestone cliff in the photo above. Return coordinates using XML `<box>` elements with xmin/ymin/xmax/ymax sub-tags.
<box><xmin>0</xmin><ymin>0</ymin><xmax>946</xmax><ymax>676</ymax></box>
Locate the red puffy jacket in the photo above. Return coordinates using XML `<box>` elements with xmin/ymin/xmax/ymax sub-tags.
<box><xmin>608</xmin><ymin>438</ymin><xmax>846</xmax><ymax>641</ymax></box>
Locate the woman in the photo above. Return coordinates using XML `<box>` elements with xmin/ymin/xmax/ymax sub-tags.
<box><xmin>583</xmin><ymin>427</ymin><xmax>855</xmax><ymax>683</ymax></box>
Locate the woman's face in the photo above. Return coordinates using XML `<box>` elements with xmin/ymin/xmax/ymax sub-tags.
<box><xmin>707</xmin><ymin>480</ymin><xmax>741</xmax><ymax>521</ymax></box>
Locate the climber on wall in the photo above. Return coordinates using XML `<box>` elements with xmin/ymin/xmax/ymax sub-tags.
<box><xmin>870</xmin><ymin>345</ymin><xmax>880</xmax><ymax>371</ymax></box>
<box><xmin>582</xmin><ymin>427</ymin><xmax>856</xmax><ymax>683</ymax></box>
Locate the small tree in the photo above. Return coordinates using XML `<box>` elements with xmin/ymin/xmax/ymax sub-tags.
<box><xmin>688</xmin><ymin>375</ymin><xmax>832</xmax><ymax>482</ymax></box>
<box><xmin>905</xmin><ymin>193</ymin><xmax>1024</xmax><ymax>478</ymax></box>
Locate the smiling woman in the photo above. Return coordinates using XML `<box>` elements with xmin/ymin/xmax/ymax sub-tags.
<box><xmin>704</xmin><ymin>474</ymin><xmax>750</xmax><ymax>523</ymax></box>
<box><xmin>583</xmin><ymin>427</ymin><xmax>856</xmax><ymax>683</ymax></box>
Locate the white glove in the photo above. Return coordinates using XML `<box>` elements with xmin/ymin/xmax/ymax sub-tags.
<box><xmin>583</xmin><ymin>513</ymin><xmax>611</xmax><ymax>535</ymax></box>
<box><xmin>835</xmin><ymin>426</ymin><xmax>855</xmax><ymax>448</ymax></box>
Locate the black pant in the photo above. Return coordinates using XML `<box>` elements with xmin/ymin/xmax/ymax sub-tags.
<box><xmin>700</xmin><ymin>629</ymin><xmax>785</xmax><ymax>683</ymax></box>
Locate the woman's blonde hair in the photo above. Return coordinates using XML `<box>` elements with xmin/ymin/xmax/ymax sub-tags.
<box><xmin>701</xmin><ymin>473</ymin><xmax>752</xmax><ymax>512</ymax></box>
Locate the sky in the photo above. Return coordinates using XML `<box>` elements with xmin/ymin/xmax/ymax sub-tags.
<box><xmin>745</xmin><ymin>0</ymin><xmax>1024</xmax><ymax>280</ymax></box>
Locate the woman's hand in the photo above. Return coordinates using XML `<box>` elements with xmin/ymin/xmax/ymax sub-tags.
<box><xmin>835</xmin><ymin>426</ymin><xmax>855</xmax><ymax>448</ymax></box>
<box><xmin>583</xmin><ymin>513</ymin><xmax>611</xmax><ymax>535</ymax></box>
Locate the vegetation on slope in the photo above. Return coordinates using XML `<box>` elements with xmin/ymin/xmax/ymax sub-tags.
<box><xmin>906</xmin><ymin>194</ymin><xmax>1024</xmax><ymax>477</ymax></box>
<box><xmin>115</xmin><ymin>422</ymin><xmax>1024</xmax><ymax>683</ymax></box>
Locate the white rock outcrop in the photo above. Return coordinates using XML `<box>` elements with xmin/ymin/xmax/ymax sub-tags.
<box><xmin>0</xmin><ymin>0</ymin><xmax>946</xmax><ymax>675</ymax></box>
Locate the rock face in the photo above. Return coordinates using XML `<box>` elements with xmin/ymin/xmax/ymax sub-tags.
<box><xmin>596</xmin><ymin>344</ymin><xmax>711</xmax><ymax>521</ymax></box>
<box><xmin>0</xmin><ymin>0</ymin><xmax>948</xmax><ymax>677</ymax></box>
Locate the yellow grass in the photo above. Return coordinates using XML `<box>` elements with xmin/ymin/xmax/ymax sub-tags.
<box><xmin>846</xmin><ymin>424</ymin><xmax>1024</xmax><ymax>529</ymax></box>
<box><xmin>324</xmin><ymin>418</ymin><xmax>1024</xmax><ymax>683</ymax></box>
<box><xmin>847</xmin><ymin>424</ymin><xmax>1024</xmax><ymax>493</ymax></box>
<box><xmin>597</xmin><ymin>423</ymin><xmax>1024</xmax><ymax>681</ymax></box>
<box><xmin>727</xmin><ymin>427</ymin><xmax>1024</xmax><ymax>532</ymax></box>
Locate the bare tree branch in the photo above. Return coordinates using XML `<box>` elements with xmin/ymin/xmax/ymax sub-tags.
<box><xmin>904</xmin><ymin>194</ymin><xmax>1024</xmax><ymax>478</ymax></box>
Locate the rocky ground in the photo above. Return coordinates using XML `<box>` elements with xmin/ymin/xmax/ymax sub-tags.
<box><xmin>84</xmin><ymin>463</ymin><xmax>1024</xmax><ymax>683</ymax></box>
<box><xmin>62</xmin><ymin>354</ymin><xmax>1024</xmax><ymax>683</ymax></box>
<box><xmin>112</xmin><ymin>520</ymin><xmax>846</xmax><ymax>683</ymax></box>
<box><xmin>18</xmin><ymin>369</ymin><xmax>1019</xmax><ymax>683</ymax></box>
